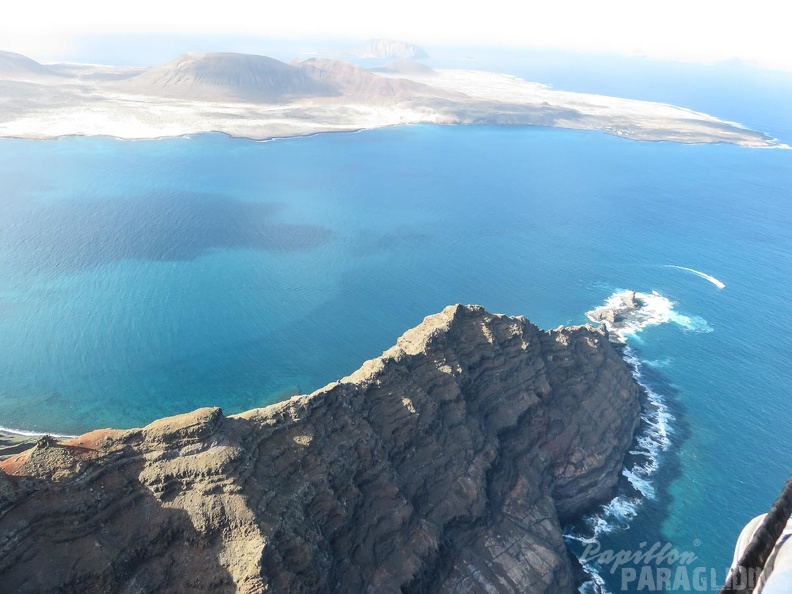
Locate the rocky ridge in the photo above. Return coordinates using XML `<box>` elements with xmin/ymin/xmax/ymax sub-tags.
<box><xmin>120</xmin><ymin>52</ymin><xmax>335</xmax><ymax>103</ymax></box>
<box><xmin>0</xmin><ymin>50</ymin><xmax>57</xmax><ymax>79</ymax></box>
<box><xmin>0</xmin><ymin>305</ymin><xmax>641</xmax><ymax>593</ymax></box>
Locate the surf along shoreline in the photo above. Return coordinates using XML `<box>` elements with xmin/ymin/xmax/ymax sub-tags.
<box><xmin>566</xmin><ymin>284</ymin><xmax>721</xmax><ymax>592</ymax></box>
<box><xmin>0</xmin><ymin>289</ymin><xmax>705</xmax><ymax>593</ymax></box>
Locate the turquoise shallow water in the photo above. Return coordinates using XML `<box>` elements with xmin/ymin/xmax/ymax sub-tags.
<box><xmin>1</xmin><ymin>119</ymin><xmax>791</xmax><ymax>591</ymax></box>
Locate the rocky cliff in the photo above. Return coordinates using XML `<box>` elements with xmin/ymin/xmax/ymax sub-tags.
<box><xmin>0</xmin><ymin>305</ymin><xmax>641</xmax><ymax>593</ymax></box>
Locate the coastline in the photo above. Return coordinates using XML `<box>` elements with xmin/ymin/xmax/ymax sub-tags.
<box><xmin>0</xmin><ymin>292</ymin><xmax>692</xmax><ymax>594</ymax></box>
<box><xmin>0</xmin><ymin>426</ymin><xmax>79</xmax><ymax>460</ymax></box>
<box><xmin>0</xmin><ymin>305</ymin><xmax>643</xmax><ymax>592</ymax></box>
<box><xmin>0</xmin><ymin>115</ymin><xmax>780</xmax><ymax>148</ymax></box>
<box><xmin>561</xmin><ymin>292</ymin><xmax>678</xmax><ymax>593</ymax></box>
<box><xmin>566</xmin><ymin>287</ymin><xmax>721</xmax><ymax>591</ymax></box>
<box><xmin>1</xmin><ymin>120</ymin><xmax>787</xmax><ymax>150</ymax></box>
<box><xmin>0</xmin><ymin>431</ymin><xmax>39</xmax><ymax>459</ymax></box>
<box><xmin>0</xmin><ymin>58</ymin><xmax>782</xmax><ymax>147</ymax></box>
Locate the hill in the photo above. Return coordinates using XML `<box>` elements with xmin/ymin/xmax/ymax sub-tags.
<box><xmin>120</xmin><ymin>52</ymin><xmax>335</xmax><ymax>102</ymax></box>
<box><xmin>296</xmin><ymin>58</ymin><xmax>448</xmax><ymax>100</ymax></box>
<box><xmin>0</xmin><ymin>51</ymin><xmax>55</xmax><ymax>79</ymax></box>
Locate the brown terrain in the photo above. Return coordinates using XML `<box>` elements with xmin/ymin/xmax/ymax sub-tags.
<box><xmin>0</xmin><ymin>304</ymin><xmax>641</xmax><ymax>593</ymax></box>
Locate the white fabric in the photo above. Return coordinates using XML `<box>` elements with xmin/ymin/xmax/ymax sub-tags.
<box><xmin>731</xmin><ymin>514</ymin><xmax>792</xmax><ymax>593</ymax></box>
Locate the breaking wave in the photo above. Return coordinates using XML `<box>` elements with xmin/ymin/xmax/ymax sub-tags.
<box><xmin>587</xmin><ymin>290</ymin><xmax>711</xmax><ymax>343</ymax></box>
<box><xmin>0</xmin><ymin>425</ymin><xmax>77</xmax><ymax>439</ymax></box>
<box><xmin>567</xmin><ymin>289</ymin><xmax>709</xmax><ymax>593</ymax></box>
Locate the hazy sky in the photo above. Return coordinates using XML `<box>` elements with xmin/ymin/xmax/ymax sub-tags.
<box><xmin>3</xmin><ymin>0</ymin><xmax>791</xmax><ymax>70</ymax></box>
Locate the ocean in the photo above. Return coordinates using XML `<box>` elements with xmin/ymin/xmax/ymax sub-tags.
<box><xmin>1</xmin><ymin>60</ymin><xmax>791</xmax><ymax>592</ymax></box>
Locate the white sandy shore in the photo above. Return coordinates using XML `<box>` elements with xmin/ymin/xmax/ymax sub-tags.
<box><xmin>397</xmin><ymin>69</ymin><xmax>781</xmax><ymax>147</ymax></box>
<box><xmin>0</xmin><ymin>96</ymin><xmax>447</xmax><ymax>141</ymax></box>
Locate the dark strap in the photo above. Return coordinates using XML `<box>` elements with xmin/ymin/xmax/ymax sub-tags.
<box><xmin>720</xmin><ymin>475</ymin><xmax>792</xmax><ymax>593</ymax></box>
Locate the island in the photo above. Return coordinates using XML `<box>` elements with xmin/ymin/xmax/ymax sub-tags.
<box><xmin>0</xmin><ymin>49</ymin><xmax>781</xmax><ymax>147</ymax></box>
<box><xmin>0</xmin><ymin>305</ymin><xmax>641</xmax><ymax>593</ymax></box>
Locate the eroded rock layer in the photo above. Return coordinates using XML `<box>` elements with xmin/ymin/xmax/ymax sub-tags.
<box><xmin>0</xmin><ymin>305</ymin><xmax>641</xmax><ymax>593</ymax></box>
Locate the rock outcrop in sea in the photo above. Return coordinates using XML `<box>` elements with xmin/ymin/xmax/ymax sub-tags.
<box><xmin>0</xmin><ymin>305</ymin><xmax>641</xmax><ymax>593</ymax></box>
<box><xmin>588</xmin><ymin>290</ymin><xmax>646</xmax><ymax>337</ymax></box>
<box><xmin>351</xmin><ymin>39</ymin><xmax>429</xmax><ymax>60</ymax></box>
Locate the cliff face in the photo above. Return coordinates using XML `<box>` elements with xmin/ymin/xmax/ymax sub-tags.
<box><xmin>0</xmin><ymin>305</ymin><xmax>640</xmax><ymax>593</ymax></box>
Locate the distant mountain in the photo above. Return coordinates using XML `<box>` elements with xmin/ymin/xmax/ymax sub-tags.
<box><xmin>351</xmin><ymin>39</ymin><xmax>429</xmax><ymax>60</ymax></box>
<box><xmin>0</xmin><ymin>51</ymin><xmax>55</xmax><ymax>79</ymax></box>
<box><xmin>295</xmin><ymin>58</ymin><xmax>443</xmax><ymax>100</ymax></box>
<box><xmin>0</xmin><ymin>49</ymin><xmax>774</xmax><ymax>148</ymax></box>
<box><xmin>116</xmin><ymin>52</ymin><xmax>453</xmax><ymax>104</ymax></box>
<box><xmin>120</xmin><ymin>52</ymin><xmax>336</xmax><ymax>102</ymax></box>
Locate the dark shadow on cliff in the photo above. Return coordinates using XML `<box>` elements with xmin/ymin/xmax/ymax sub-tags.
<box><xmin>563</xmin><ymin>343</ymin><xmax>693</xmax><ymax>594</ymax></box>
<box><xmin>0</xmin><ymin>441</ymin><xmax>236</xmax><ymax>593</ymax></box>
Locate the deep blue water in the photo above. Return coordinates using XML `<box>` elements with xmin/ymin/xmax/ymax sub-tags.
<box><xmin>1</xmin><ymin>74</ymin><xmax>792</xmax><ymax>591</ymax></box>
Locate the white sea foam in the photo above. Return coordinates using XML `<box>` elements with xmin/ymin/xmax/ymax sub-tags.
<box><xmin>761</xmin><ymin>140</ymin><xmax>792</xmax><ymax>150</ymax></box>
<box><xmin>565</xmin><ymin>341</ymin><xmax>672</xmax><ymax>540</ymax></box>
<box><xmin>587</xmin><ymin>289</ymin><xmax>711</xmax><ymax>343</ymax></box>
<box><xmin>577</xmin><ymin>557</ymin><xmax>613</xmax><ymax>594</ymax></box>
<box><xmin>664</xmin><ymin>265</ymin><xmax>725</xmax><ymax>289</ymax></box>
<box><xmin>643</xmin><ymin>358</ymin><xmax>671</xmax><ymax>369</ymax></box>
<box><xmin>569</xmin><ymin>288</ymin><xmax>704</xmax><ymax>592</ymax></box>
<box><xmin>622</xmin><ymin>468</ymin><xmax>656</xmax><ymax>499</ymax></box>
<box><xmin>0</xmin><ymin>425</ymin><xmax>77</xmax><ymax>439</ymax></box>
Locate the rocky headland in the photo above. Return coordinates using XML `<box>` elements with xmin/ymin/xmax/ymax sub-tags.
<box><xmin>586</xmin><ymin>289</ymin><xmax>683</xmax><ymax>344</ymax></box>
<box><xmin>0</xmin><ymin>305</ymin><xmax>641</xmax><ymax>593</ymax></box>
<box><xmin>588</xmin><ymin>290</ymin><xmax>646</xmax><ymax>336</ymax></box>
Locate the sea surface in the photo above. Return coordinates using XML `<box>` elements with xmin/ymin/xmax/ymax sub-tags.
<box><xmin>1</xmin><ymin>61</ymin><xmax>791</xmax><ymax>592</ymax></box>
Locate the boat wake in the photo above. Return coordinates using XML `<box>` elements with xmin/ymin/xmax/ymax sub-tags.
<box><xmin>566</xmin><ymin>289</ymin><xmax>711</xmax><ymax>593</ymax></box>
<box><xmin>664</xmin><ymin>265</ymin><xmax>725</xmax><ymax>289</ymax></box>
